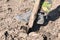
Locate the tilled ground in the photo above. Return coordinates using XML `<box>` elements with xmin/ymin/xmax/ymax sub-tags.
<box><xmin>0</xmin><ymin>0</ymin><xmax>60</xmax><ymax>40</ymax></box>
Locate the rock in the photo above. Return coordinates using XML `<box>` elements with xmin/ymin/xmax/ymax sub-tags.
<box><xmin>29</xmin><ymin>32</ymin><xmax>39</xmax><ymax>36</ymax></box>
<box><xmin>28</xmin><ymin>32</ymin><xmax>43</xmax><ymax>40</ymax></box>
<box><xmin>37</xmin><ymin>12</ymin><xmax>44</xmax><ymax>24</ymax></box>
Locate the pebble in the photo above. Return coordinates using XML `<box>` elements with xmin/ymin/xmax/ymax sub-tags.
<box><xmin>37</xmin><ymin>12</ymin><xmax>44</xmax><ymax>24</ymax></box>
<box><xmin>28</xmin><ymin>32</ymin><xmax>43</xmax><ymax>40</ymax></box>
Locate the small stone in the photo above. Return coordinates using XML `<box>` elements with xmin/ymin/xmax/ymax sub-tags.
<box><xmin>29</xmin><ymin>32</ymin><xmax>39</xmax><ymax>36</ymax></box>
<box><xmin>28</xmin><ymin>32</ymin><xmax>43</xmax><ymax>40</ymax></box>
<box><xmin>37</xmin><ymin>12</ymin><xmax>44</xmax><ymax>24</ymax></box>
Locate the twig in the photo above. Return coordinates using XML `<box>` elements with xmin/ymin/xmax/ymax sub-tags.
<box><xmin>28</xmin><ymin>0</ymin><xmax>40</xmax><ymax>28</ymax></box>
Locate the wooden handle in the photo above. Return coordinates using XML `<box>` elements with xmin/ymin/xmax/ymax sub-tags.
<box><xmin>28</xmin><ymin>0</ymin><xmax>40</xmax><ymax>28</ymax></box>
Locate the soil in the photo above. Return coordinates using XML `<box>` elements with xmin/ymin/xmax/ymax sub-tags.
<box><xmin>0</xmin><ymin>0</ymin><xmax>60</xmax><ymax>40</ymax></box>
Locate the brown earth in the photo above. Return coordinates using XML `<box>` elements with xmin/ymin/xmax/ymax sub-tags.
<box><xmin>0</xmin><ymin>0</ymin><xmax>60</xmax><ymax>40</ymax></box>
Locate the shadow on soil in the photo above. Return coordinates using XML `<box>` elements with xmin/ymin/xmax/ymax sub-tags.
<box><xmin>28</xmin><ymin>4</ymin><xmax>60</xmax><ymax>34</ymax></box>
<box><xmin>27</xmin><ymin>0</ymin><xmax>45</xmax><ymax>34</ymax></box>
